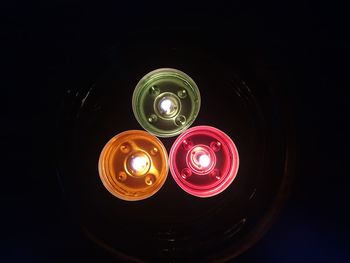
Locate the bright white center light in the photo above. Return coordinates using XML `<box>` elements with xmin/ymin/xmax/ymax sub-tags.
<box><xmin>199</xmin><ymin>154</ymin><xmax>211</xmax><ymax>168</ymax></box>
<box><xmin>160</xmin><ymin>99</ymin><xmax>173</xmax><ymax>114</ymax></box>
<box><xmin>131</xmin><ymin>156</ymin><xmax>148</xmax><ymax>172</ymax></box>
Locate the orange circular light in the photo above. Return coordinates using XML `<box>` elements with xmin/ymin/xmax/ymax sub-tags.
<box><xmin>98</xmin><ymin>130</ymin><xmax>169</xmax><ymax>201</ymax></box>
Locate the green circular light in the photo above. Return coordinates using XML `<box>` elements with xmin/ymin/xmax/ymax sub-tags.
<box><xmin>132</xmin><ymin>68</ymin><xmax>201</xmax><ymax>137</ymax></box>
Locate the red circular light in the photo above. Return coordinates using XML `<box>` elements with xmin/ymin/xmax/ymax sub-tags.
<box><xmin>169</xmin><ymin>126</ymin><xmax>239</xmax><ymax>197</ymax></box>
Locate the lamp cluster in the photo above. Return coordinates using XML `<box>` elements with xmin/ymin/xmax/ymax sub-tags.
<box><xmin>98</xmin><ymin>68</ymin><xmax>239</xmax><ymax>201</ymax></box>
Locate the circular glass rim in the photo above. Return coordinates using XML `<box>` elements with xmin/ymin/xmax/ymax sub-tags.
<box><xmin>98</xmin><ymin>130</ymin><xmax>169</xmax><ymax>201</ymax></box>
<box><xmin>169</xmin><ymin>125</ymin><xmax>240</xmax><ymax>197</ymax></box>
<box><xmin>132</xmin><ymin>68</ymin><xmax>201</xmax><ymax>137</ymax></box>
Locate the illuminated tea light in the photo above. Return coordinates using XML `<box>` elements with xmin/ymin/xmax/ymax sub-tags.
<box><xmin>169</xmin><ymin>126</ymin><xmax>239</xmax><ymax>198</ymax></box>
<box><xmin>132</xmin><ymin>68</ymin><xmax>201</xmax><ymax>137</ymax></box>
<box><xmin>98</xmin><ymin>130</ymin><xmax>169</xmax><ymax>201</ymax></box>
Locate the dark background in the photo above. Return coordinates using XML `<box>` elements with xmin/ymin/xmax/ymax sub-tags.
<box><xmin>2</xmin><ymin>1</ymin><xmax>350</xmax><ymax>262</ymax></box>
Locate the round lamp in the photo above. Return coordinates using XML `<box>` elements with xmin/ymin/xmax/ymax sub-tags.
<box><xmin>132</xmin><ymin>68</ymin><xmax>201</xmax><ymax>137</ymax></box>
<box><xmin>98</xmin><ymin>130</ymin><xmax>168</xmax><ymax>201</ymax></box>
<box><xmin>169</xmin><ymin>126</ymin><xmax>239</xmax><ymax>197</ymax></box>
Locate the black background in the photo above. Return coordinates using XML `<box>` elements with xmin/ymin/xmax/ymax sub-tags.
<box><xmin>2</xmin><ymin>1</ymin><xmax>350</xmax><ymax>262</ymax></box>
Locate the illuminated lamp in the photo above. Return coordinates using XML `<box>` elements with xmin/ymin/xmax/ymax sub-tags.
<box><xmin>132</xmin><ymin>68</ymin><xmax>201</xmax><ymax>137</ymax></box>
<box><xmin>98</xmin><ymin>130</ymin><xmax>168</xmax><ymax>201</ymax></box>
<box><xmin>169</xmin><ymin>126</ymin><xmax>239</xmax><ymax>197</ymax></box>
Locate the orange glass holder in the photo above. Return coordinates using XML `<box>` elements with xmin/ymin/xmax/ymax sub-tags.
<box><xmin>98</xmin><ymin>130</ymin><xmax>169</xmax><ymax>201</ymax></box>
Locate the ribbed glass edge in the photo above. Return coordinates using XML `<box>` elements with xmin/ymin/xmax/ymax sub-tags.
<box><xmin>132</xmin><ymin>68</ymin><xmax>201</xmax><ymax>137</ymax></box>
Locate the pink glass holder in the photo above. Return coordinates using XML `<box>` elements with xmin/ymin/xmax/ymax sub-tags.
<box><xmin>169</xmin><ymin>126</ymin><xmax>239</xmax><ymax>197</ymax></box>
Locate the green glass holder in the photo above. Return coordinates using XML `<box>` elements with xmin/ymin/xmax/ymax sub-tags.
<box><xmin>132</xmin><ymin>68</ymin><xmax>201</xmax><ymax>137</ymax></box>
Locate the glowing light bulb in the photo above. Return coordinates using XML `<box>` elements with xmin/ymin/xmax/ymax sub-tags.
<box><xmin>132</xmin><ymin>68</ymin><xmax>201</xmax><ymax>137</ymax></box>
<box><xmin>169</xmin><ymin>126</ymin><xmax>239</xmax><ymax>198</ymax></box>
<box><xmin>98</xmin><ymin>130</ymin><xmax>169</xmax><ymax>201</ymax></box>
<box><xmin>160</xmin><ymin>99</ymin><xmax>173</xmax><ymax>114</ymax></box>
<box><xmin>187</xmin><ymin>145</ymin><xmax>216</xmax><ymax>174</ymax></box>
<box><xmin>129</xmin><ymin>154</ymin><xmax>150</xmax><ymax>176</ymax></box>
<box><xmin>131</xmin><ymin>156</ymin><xmax>147</xmax><ymax>171</ymax></box>
<box><xmin>131</xmin><ymin>157</ymin><xmax>148</xmax><ymax>171</ymax></box>
<box><xmin>199</xmin><ymin>154</ymin><xmax>210</xmax><ymax>168</ymax></box>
